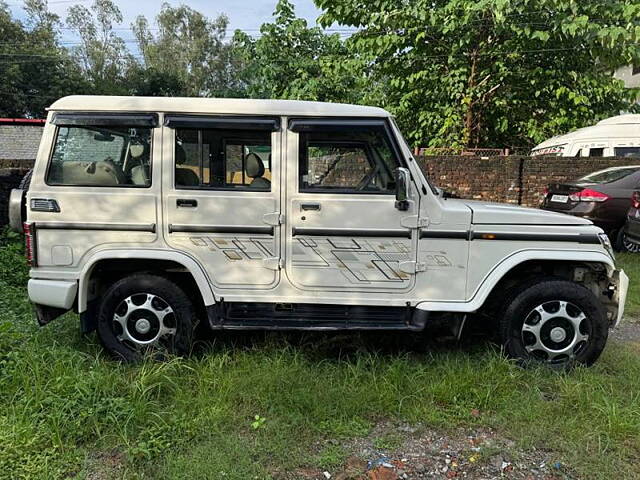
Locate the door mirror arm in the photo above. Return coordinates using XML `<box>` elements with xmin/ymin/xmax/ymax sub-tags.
<box><xmin>394</xmin><ymin>167</ymin><xmax>411</xmax><ymax>211</ymax></box>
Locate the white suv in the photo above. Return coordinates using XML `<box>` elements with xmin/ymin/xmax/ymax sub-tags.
<box><xmin>9</xmin><ymin>96</ymin><xmax>628</xmax><ymax>366</ymax></box>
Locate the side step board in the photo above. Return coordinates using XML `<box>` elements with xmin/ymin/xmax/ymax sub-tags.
<box><xmin>207</xmin><ymin>302</ymin><xmax>429</xmax><ymax>331</ymax></box>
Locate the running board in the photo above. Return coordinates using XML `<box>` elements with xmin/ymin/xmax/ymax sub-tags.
<box><xmin>207</xmin><ymin>302</ymin><xmax>429</xmax><ymax>331</ymax></box>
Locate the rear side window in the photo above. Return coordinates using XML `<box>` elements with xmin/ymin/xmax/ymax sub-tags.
<box><xmin>615</xmin><ymin>147</ymin><xmax>640</xmax><ymax>158</ymax></box>
<box><xmin>47</xmin><ymin>126</ymin><xmax>152</xmax><ymax>187</ymax></box>
<box><xmin>589</xmin><ymin>147</ymin><xmax>604</xmax><ymax>157</ymax></box>
<box><xmin>579</xmin><ymin>167</ymin><xmax>640</xmax><ymax>184</ymax></box>
<box><xmin>174</xmin><ymin>128</ymin><xmax>272</xmax><ymax>191</ymax></box>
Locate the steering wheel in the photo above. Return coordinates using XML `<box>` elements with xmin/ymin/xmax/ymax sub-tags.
<box><xmin>356</xmin><ymin>165</ymin><xmax>380</xmax><ymax>191</ymax></box>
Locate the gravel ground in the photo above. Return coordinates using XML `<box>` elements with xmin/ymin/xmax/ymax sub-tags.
<box><xmin>278</xmin><ymin>421</ymin><xmax>572</xmax><ymax>480</ymax></box>
<box><xmin>609</xmin><ymin>315</ymin><xmax>640</xmax><ymax>344</ymax></box>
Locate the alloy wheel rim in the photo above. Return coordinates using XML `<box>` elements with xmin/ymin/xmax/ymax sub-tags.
<box><xmin>622</xmin><ymin>234</ymin><xmax>640</xmax><ymax>253</ymax></box>
<box><xmin>112</xmin><ymin>293</ymin><xmax>177</xmax><ymax>350</ymax></box>
<box><xmin>521</xmin><ymin>300</ymin><xmax>590</xmax><ymax>363</ymax></box>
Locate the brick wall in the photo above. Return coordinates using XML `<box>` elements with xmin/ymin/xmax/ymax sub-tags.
<box><xmin>417</xmin><ymin>156</ymin><xmax>639</xmax><ymax>207</ymax></box>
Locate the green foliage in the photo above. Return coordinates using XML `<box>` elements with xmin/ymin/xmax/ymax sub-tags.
<box><xmin>0</xmin><ymin>0</ymin><xmax>89</xmax><ymax>117</ymax></box>
<box><xmin>232</xmin><ymin>0</ymin><xmax>368</xmax><ymax>103</ymax></box>
<box><xmin>317</xmin><ymin>0</ymin><xmax>640</xmax><ymax>148</ymax></box>
<box><xmin>132</xmin><ymin>3</ymin><xmax>241</xmax><ymax>97</ymax></box>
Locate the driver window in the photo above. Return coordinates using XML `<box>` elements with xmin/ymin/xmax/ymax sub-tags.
<box><xmin>299</xmin><ymin>127</ymin><xmax>399</xmax><ymax>193</ymax></box>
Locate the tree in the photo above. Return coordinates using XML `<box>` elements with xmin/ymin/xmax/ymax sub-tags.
<box><xmin>233</xmin><ymin>0</ymin><xmax>368</xmax><ymax>103</ymax></box>
<box><xmin>316</xmin><ymin>0</ymin><xmax>640</xmax><ymax>149</ymax></box>
<box><xmin>66</xmin><ymin>0</ymin><xmax>134</xmax><ymax>93</ymax></box>
<box><xmin>132</xmin><ymin>3</ymin><xmax>238</xmax><ymax>97</ymax></box>
<box><xmin>0</xmin><ymin>0</ymin><xmax>88</xmax><ymax>117</ymax></box>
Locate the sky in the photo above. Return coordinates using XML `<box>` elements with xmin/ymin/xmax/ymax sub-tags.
<box><xmin>7</xmin><ymin>0</ymin><xmax>328</xmax><ymax>44</ymax></box>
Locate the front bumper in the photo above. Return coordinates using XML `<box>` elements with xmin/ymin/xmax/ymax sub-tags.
<box><xmin>613</xmin><ymin>270</ymin><xmax>629</xmax><ymax>328</ymax></box>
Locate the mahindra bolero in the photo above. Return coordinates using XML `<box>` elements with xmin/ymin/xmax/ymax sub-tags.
<box><xmin>8</xmin><ymin>96</ymin><xmax>629</xmax><ymax>367</ymax></box>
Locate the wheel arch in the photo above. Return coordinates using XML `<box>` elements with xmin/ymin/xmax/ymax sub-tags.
<box><xmin>416</xmin><ymin>249</ymin><xmax>614</xmax><ymax>313</ymax></box>
<box><xmin>78</xmin><ymin>249</ymin><xmax>215</xmax><ymax>312</ymax></box>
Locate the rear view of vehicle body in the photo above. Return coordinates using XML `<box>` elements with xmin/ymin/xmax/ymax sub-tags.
<box><xmin>531</xmin><ymin>114</ymin><xmax>640</xmax><ymax>158</ymax></box>
<box><xmin>542</xmin><ymin>165</ymin><xmax>640</xmax><ymax>248</ymax></box>
<box><xmin>622</xmin><ymin>190</ymin><xmax>640</xmax><ymax>253</ymax></box>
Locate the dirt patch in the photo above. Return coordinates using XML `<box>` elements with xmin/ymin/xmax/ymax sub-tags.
<box><xmin>610</xmin><ymin>315</ymin><xmax>640</xmax><ymax>344</ymax></box>
<box><xmin>84</xmin><ymin>450</ymin><xmax>126</xmax><ymax>480</ymax></box>
<box><xmin>279</xmin><ymin>421</ymin><xmax>573</xmax><ymax>480</ymax></box>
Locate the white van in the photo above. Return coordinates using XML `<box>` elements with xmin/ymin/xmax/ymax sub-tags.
<box><xmin>9</xmin><ymin>96</ymin><xmax>628</xmax><ymax>367</ymax></box>
<box><xmin>531</xmin><ymin>114</ymin><xmax>640</xmax><ymax>157</ymax></box>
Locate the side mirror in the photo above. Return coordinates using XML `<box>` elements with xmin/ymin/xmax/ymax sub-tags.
<box><xmin>394</xmin><ymin>167</ymin><xmax>410</xmax><ymax>211</ymax></box>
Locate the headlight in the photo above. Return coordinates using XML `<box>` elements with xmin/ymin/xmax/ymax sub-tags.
<box><xmin>598</xmin><ymin>233</ymin><xmax>615</xmax><ymax>260</ymax></box>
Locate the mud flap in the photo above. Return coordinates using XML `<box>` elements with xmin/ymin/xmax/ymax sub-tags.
<box><xmin>34</xmin><ymin>304</ymin><xmax>68</xmax><ymax>326</ymax></box>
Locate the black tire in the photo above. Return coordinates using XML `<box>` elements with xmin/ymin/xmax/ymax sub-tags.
<box><xmin>616</xmin><ymin>228</ymin><xmax>640</xmax><ymax>253</ymax></box>
<box><xmin>18</xmin><ymin>168</ymin><xmax>33</xmax><ymax>191</ymax></box>
<box><xmin>96</xmin><ymin>274</ymin><xmax>194</xmax><ymax>362</ymax></box>
<box><xmin>499</xmin><ymin>279</ymin><xmax>608</xmax><ymax>369</ymax></box>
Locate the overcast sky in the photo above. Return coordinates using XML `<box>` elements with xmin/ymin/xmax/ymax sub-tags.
<box><xmin>8</xmin><ymin>0</ymin><xmax>326</xmax><ymax>43</ymax></box>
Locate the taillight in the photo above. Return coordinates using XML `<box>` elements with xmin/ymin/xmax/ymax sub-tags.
<box><xmin>568</xmin><ymin>189</ymin><xmax>610</xmax><ymax>202</ymax></box>
<box><xmin>632</xmin><ymin>191</ymin><xmax>640</xmax><ymax>209</ymax></box>
<box><xmin>542</xmin><ymin>187</ymin><xmax>549</xmax><ymax>196</ymax></box>
<box><xmin>23</xmin><ymin>222</ymin><xmax>36</xmax><ymax>267</ymax></box>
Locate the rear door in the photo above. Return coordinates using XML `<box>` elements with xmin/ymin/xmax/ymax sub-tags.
<box><xmin>163</xmin><ymin>116</ymin><xmax>282</xmax><ymax>289</ymax></box>
<box><xmin>284</xmin><ymin>118</ymin><xmax>418</xmax><ymax>293</ymax></box>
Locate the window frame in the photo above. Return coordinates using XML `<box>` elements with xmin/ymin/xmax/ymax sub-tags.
<box><xmin>45</xmin><ymin>122</ymin><xmax>154</xmax><ymax>189</ymax></box>
<box><xmin>170</xmin><ymin>116</ymin><xmax>278</xmax><ymax>192</ymax></box>
<box><xmin>290</xmin><ymin>117</ymin><xmax>405</xmax><ymax>195</ymax></box>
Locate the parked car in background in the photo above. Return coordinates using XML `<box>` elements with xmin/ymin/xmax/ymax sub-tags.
<box><xmin>531</xmin><ymin>114</ymin><xmax>640</xmax><ymax>157</ymax></box>
<box><xmin>621</xmin><ymin>190</ymin><xmax>640</xmax><ymax>253</ymax></box>
<box><xmin>541</xmin><ymin>165</ymin><xmax>640</xmax><ymax>249</ymax></box>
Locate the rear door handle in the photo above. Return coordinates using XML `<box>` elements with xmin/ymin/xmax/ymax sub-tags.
<box><xmin>177</xmin><ymin>199</ymin><xmax>198</xmax><ymax>208</ymax></box>
<box><xmin>301</xmin><ymin>203</ymin><xmax>321</xmax><ymax>211</ymax></box>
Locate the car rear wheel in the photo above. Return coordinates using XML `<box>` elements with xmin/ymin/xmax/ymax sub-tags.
<box><xmin>499</xmin><ymin>279</ymin><xmax>608</xmax><ymax>368</ymax></box>
<box><xmin>96</xmin><ymin>274</ymin><xmax>194</xmax><ymax>362</ymax></box>
<box><xmin>616</xmin><ymin>228</ymin><xmax>640</xmax><ymax>253</ymax></box>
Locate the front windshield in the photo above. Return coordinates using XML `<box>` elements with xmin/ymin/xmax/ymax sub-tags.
<box><xmin>390</xmin><ymin>117</ymin><xmax>439</xmax><ymax>194</ymax></box>
<box><xmin>578</xmin><ymin>166</ymin><xmax>640</xmax><ymax>184</ymax></box>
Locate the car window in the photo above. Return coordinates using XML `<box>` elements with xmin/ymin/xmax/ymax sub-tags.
<box><xmin>175</xmin><ymin>128</ymin><xmax>271</xmax><ymax>190</ymax></box>
<box><xmin>589</xmin><ymin>147</ymin><xmax>604</xmax><ymax>157</ymax></box>
<box><xmin>47</xmin><ymin>126</ymin><xmax>151</xmax><ymax>187</ymax></box>
<box><xmin>615</xmin><ymin>147</ymin><xmax>640</xmax><ymax>158</ymax></box>
<box><xmin>299</xmin><ymin>128</ymin><xmax>399</xmax><ymax>193</ymax></box>
<box><xmin>578</xmin><ymin>167</ymin><xmax>640</xmax><ymax>184</ymax></box>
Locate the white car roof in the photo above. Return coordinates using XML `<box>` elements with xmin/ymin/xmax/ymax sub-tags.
<box><xmin>532</xmin><ymin>114</ymin><xmax>640</xmax><ymax>151</ymax></box>
<box><xmin>48</xmin><ymin>96</ymin><xmax>391</xmax><ymax>118</ymax></box>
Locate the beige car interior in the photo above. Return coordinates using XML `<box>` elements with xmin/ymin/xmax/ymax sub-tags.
<box><xmin>175</xmin><ymin>144</ymin><xmax>201</xmax><ymax>186</ymax></box>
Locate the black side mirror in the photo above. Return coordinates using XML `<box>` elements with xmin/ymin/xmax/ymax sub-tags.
<box><xmin>395</xmin><ymin>167</ymin><xmax>410</xmax><ymax>211</ymax></box>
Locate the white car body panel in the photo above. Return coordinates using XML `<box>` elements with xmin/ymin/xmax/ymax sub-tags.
<box><xmin>20</xmin><ymin>96</ymin><xmax>626</xmax><ymax>329</ymax></box>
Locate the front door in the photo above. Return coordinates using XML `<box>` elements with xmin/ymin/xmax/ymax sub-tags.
<box><xmin>163</xmin><ymin>116</ymin><xmax>282</xmax><ymax>289</ymax></box>
<box><xmin>284</xmin><ymin>118</ymin><xmax>418</xmax><ymax>293</ymax></box>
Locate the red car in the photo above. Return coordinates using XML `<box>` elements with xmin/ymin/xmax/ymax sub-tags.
<box><xmin>542</xmin><ymin>165</ymin><xmax>640</xmax><ymax>250</ymax></box>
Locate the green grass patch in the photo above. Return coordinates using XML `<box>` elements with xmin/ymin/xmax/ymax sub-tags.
<box><xmin>1</xmin><ymin>231</ymin><xmax>640</xmax><ymax>479</ymax></box>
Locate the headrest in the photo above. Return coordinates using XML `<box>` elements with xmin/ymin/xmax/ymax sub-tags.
<box><xmin>175</xmin><ymin>144</ymin><xmax>186</xmax><ymax>165</ymax></box>
<box><xmin>130</xmin><ymin>141</ymin><xmax>147</xmax><ymax>159</ymax></box>
<box><xmin>245</xmin><ymin>152</ymin><xmax>265</xmax><ymax>178</ymax></box>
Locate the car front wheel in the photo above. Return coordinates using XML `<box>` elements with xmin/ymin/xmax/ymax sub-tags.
<box><xmin>499</xmin><ymin>279</ymin><xmax>608</xmax><ymax>368</ymax></box>
<box><xmin>96</xmin><ymin>274</ymin><xmax>195</xmax><ymax>362</ymax></box>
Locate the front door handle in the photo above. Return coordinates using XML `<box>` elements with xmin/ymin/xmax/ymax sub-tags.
<box><xmin>177</xmin><ymin>199</ymin><xmax>198</xmax><ymax>208</ymax></box>
<box><xmin>301</xmin><ymin>203</ymin><xmax>321</xmax><ymax>211</ymax></box>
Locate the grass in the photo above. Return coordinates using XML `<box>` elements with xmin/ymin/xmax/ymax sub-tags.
<box><xmin>1</xmin><ymin>229</ymin><xmax>639</xmax><ymax>479</ymax></box>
